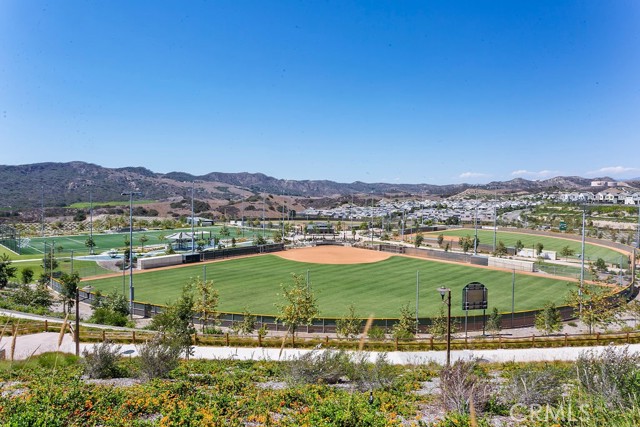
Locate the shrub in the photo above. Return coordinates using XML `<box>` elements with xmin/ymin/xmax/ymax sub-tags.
<box><xmin>576</xmin><ymin>345</ymin><xmax>640</xmax><ymax>409</ymax></box>
<box><xmin>137</xmin><ymin>335</ymin><xmax>182</xmax><ymax>381</ymax></box>
<box><xmin>89</xmin><ymin>307</ymin><xmax>129</xmax><ymax>327</ymax></box>
<box><xmin>499</xmin><ymin>365</ymin><xmax>565</xmax><ymax>407</ymax></box>
<box><xmin>367</xmin><ymin>326</ymin><xmax>386</xmax><ymax>341</ymax></box>
<box><xmin>82</xmin><ymin>341</ymin><xmax>123</xmax><ymax>379</ymax></box>
<box><xmin>440</xmin><ymin>360</ymin><xmax>493</xmax><ymax>415</ymax></box>
<box><xmin>286</xmin><ymin>349</ymin><xmax>352</xmax><ymax>385</ymax></box>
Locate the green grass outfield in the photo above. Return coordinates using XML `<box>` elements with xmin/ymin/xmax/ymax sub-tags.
<box><xmin>424</xmin><ymin>229</ymin><xmax>628</xmax><ymax>266</ymax></box>
<box><xmin>84</xmin><ymin>255</ymin><xmax>579</xmax><ymax>318</ymax></box>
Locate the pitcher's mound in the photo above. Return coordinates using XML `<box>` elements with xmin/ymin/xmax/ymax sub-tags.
<box><xmin>276</xmin><ymin>245</ymin><xmax>393</xmax><ymax>264</ymax></box>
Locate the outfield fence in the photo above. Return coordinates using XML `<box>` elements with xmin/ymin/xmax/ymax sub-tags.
<box><xmin>49</xmin><ymin>281</ymin><xmax>636</xmax><ymax>334</ymax></box>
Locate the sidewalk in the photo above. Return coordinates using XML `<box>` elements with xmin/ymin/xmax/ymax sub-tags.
<box><xmin>2</xmin><ymin>331</ymin><xmax>639</xmax><ymax>364</ymax></box>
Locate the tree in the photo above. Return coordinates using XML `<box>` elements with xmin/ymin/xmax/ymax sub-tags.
<box><xmin>392</xmin><ymin>303</ymin><xmax>417</xmax><ymax>341</ymax></box>
<box><xmin>559</xmin><ymin>245</ymin><xmax>575</xmax><ymax>260</ymax></box>
<box><xmin>21</xmin><ymin>267</ymin><xmax>34</xmax><ymax>285</ymax></box>
<box><xmin>514</xmin><ymin>239</ymin><xmax>524</xmax><ymax>254</ymax></box>
<box><xmin>414</xmin><ymin>233</ymin><xmax>424</xmax><ymax>248</ymax></box>
<box><xmin>486</xmin><ymin>307</ymin><xmax>502</xmax><ymax>336</ymax></box>
<box><xmin>566</xmin><ymin>285</ymin><xmax>623</xmax><ymax>334</ymax></box>
<box><xmin>41</xmin><ymin>252</ymin><xmax>58</xmax><ymax>273</ymax></box>
<box><xmin>276</xmin><ymin>273</ymin><xmax>319</xmax><ymax>336</ymax></box>
<box><xmin>494</xmin><ymin>241</ymin><xmax>507</xmax><ymax>257</ymax></box>
<box><xmin>429</xmin><ymin>306</ymin><xmax>448</xmax><ymax>339</ymax></box>
<box><xmin>58</xmin><ymin>272</ymin><xmax>80</xmax><ymax>314</ymax></box>
<box><xmin>139</xmin><ymin>234</ymin><xmax>149</xmax><ymax>251</ymax></box>
<box><xmin>192</xmin><ymin>277</ymin><xmax>219</xmax><ymax>333</ymax></box>
<box><xmin>535</xmin><ymin>242</ymin><xmax>544</xmax><ymax>256</ymax></box>
<box><xmin>437</xmin><ymin>233</ymin><xmax>444</xmax><ymax>247</ymax></box>
<box><xmin>534</xmin><ymin>302</ymin><xmax>563</xmax><ymax>335</ymax></box>
<box><xmin>335</xmin><ymin>303</ymin><xmax>363</xmax><ymax>340</ymax></box>
<box><xmin>231</xmin><ymin>307</ymin><xmax>256</xmax><ymax>335</ymax></box>
<box><xmin>150</xmin><ymin>284</ymin><xmax>196</xmax><ymax>358</ymax></box>
<box><xmin>255</xmin><ymin>235</ymin><xmax>267</xmax><ymax>245</ymax></box>
<box><xmin>85</xmin><ymin>237</ymin><xmax>96</xmax><ymax>254</ymax></box>
<box><xmin>458</xmin><ymin>235</ymin><xmax>473</xmax><ymax>253</ymax></box>
<box><xmin>594</xmin><ymin>258</ymin><xmax>608</xmax><ymax>272</ymax></box>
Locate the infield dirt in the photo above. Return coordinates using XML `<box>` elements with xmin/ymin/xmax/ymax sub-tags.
<box><xmin>275</xmin><ymin>245</ymin><xmax>392</xmax><ymax>264</ymax></box>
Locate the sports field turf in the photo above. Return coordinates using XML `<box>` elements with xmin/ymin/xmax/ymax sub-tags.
<box><xmin>16</xmin><ymin>226</ymin><xmax>267</xmax><ymax>257</ymax></box>
<box><xmin>84</xmin><ymin>255</ymin><xmax>579</xmax><ymax>318</ymax></box>
<box><xmin>424</xmin><ymin>229</ymin><xmax>628</xmax><ymax>266</ymax></box>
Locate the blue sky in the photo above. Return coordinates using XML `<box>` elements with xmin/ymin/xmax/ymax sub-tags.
<box><xmin>1</xmin><ymin>1</ymin><xmax>639</xmax><ymax>185</ymax></box>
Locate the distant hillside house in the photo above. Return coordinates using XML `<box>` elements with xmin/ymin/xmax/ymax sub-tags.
<box><xmin>591</xmin><ymin>180</ymin><xmax>619</xmax><ymax>187</ymax></box>
<box><xmin>306</xmin><ymin>222</ymin><xmax>335</xmax><ymax>234</ymax></box>
<box><xmin>186</xmin><ymin>216</ymin><xmax>214</xmax><ymax>226</ymax></box>
<box><xmin>596</xmin><ymin>188</ymin><xmax>629</xmax><ymax>204</ymax></box>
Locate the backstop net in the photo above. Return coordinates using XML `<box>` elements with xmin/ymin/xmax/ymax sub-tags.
<box><xmin>0</xmin><ymin>224</ymin><xmax>21</xmax><ymax>254</ymax></box>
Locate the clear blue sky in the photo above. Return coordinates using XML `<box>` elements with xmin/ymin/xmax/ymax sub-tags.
<box><xmin>1</xmin><ymin>1</ymin><xmax>639</xmax><ymax>185</ymax></box>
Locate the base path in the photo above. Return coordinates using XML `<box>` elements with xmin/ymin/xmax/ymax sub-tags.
<box><xmin>276</xmin><ymin>245</ymin><xmax>392</xmax><ymax>264</ymax></box>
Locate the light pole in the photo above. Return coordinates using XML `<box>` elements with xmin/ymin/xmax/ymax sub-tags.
<box><xmin>121</xmin><ymin>191</ymin><xmax>141</xmax><ymax>319</ymax></box>
<box><xmin>437</xmin><ymin>287</ymin><xmax>452</xmax><ymax>367</ymax></box>
<box><xmin>89</xmin><ymin>191</ymin><xmax>94</xmax><ymax>255</ymax></box>
<box><xmin>191</xmin><ymin>182</ymin><xmax>195</xmax><ymax>253</ymax></box>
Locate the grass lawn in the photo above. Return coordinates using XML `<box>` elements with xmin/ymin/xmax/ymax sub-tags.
<box><xmin>424</xmin><ymin>229</ymin><xmax>628</xmax><ymax>266</ymax></box>
<box><xmin>10</xmin><ymin>259</ymin><xmax>113</xmax><ymax>280</ymax></box>
<box><xmin>14</xmin><ymin>225</ymin><xmax>268</xmax><ymax>257</ymax></box>
<box><xmin>84</xmin><ymin>255</ymin><xmax>578</xmax><ymax>318</ymax></box>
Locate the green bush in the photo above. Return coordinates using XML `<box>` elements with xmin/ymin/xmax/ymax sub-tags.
<box><xmin>82</xmin><ymin>341</ymin><xmax>123</xmax><ymax>379</ymax></box>
<box><xmin>137</xmin><ymin>334</ymin><xmax>182</xmax><ymax>381</ymax></box>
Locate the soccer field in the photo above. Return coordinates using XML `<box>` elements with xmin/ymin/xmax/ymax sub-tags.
<box><xmin>424</xmin><ymin>229</ymin><xmax>628</xmax><ymax>266</ymax></box>
<box><xmin>84</xmin><ymin>254</ymin><xmax>577</xmax><ymax>318</ymax></box>
<box><xmin>17</xmin><ymin>226</ymin><xmax>266</xmax><ymax>257</ymax></box>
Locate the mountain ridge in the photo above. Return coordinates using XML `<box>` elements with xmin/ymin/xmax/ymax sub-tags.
<box><xmin>0</xmin><ymin>161</ymin><xmax>634</xmax><ymax>209</ymax></box>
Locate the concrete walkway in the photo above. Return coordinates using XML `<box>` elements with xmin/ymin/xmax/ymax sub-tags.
<box><xmin>1</xmin><ymin>331</ymin><xmax>637</xmax><ymax>364</ymax></box>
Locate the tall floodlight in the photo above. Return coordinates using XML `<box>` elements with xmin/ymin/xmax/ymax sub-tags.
<box><xmin>121</xmin><ymin>190</ymin><xmax>141</xmax><ymax>319</ymax></box>
<box><xmin>191</xmin><ymin>182</ymin><xmax>195</xmax><ymax>253</ymax></box>
<box><xmin>89</xmin><ymin>191</ymin><xmax>94</xmax><ymax>254</ymax></box>
<box><xmin>579</xmin><ymin>209</ymin><xmax>586</xmax><ymax>312</ymax></box>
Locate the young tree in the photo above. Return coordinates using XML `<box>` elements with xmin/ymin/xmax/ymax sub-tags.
<box><xmin>150</xmin><ymin>284</ymin><xmax>196</xmax><ymax>358</ymax></box>
<box><xmin>594</xmin><ymin>258</ymin><xmax>608</xmax><ymax>272</ymax></box>
<box><xmin>276</xmin><ymin>273</ymin><xmax>319</xmax><ymax>336</ymax></box>
<box><xmin>231</xmin><ymin>307</ymin><xmax>256</xmax><ymax>336</ymax></box>
<box><xmin>192</xmin><ymin>277</ymin><xmax>219</xmax><ymax>333</ymax></box>
<box><xmin>534</xmin><ymin>302</ymin><xmax>563</xmax><ymax>335</ymax></box>
<box><xmin>486</xmin><ymin>307</ymin><xmax>502</xmax><ymax>336</ymax></box>
<box><xmin>458</xmin><ymin>235</ymin><xmax>473</xmax><ymax>253</ymax></box>
<box><xmin>535</xmin><ymin>242</ymin><xmax>544</xmax><ymax>256</ymax></box>
<box><xmin>414</xmin><ymin>233</ymin><xmax>424</xmax><ymax>248</ymax></box>
<box><xmin>41</xmin><ymin>252</ymin><xmax>58</xmax><ymax>274</ymax></box>
<box><xmin>85</xmin><ymin>237</ymin><xmax>96</xmax><ymax>254</ymax></box>
<box><xmin>255</xmin><ymin>235</ymin><xmax>267</xmax><ymax>245</ymax></box>
<box><xmin>58</xmin><ymin>272</ymin><xmax>80</xmax><ymax>314</ymax></box>
<box><xmin>566</xmin><ymin>285</ymin><xmax>623</xmax><ymax>334</ymax></box>
<box><xmin>559</xmin><ymin>245</ymin><xmax>575</xmax><ymax>260</ymax></box>
<box><xmin>514</xmin><ymin>239</ymin><xmax>524</xmax><ymax>254</ymax></box>
<box><xmin>21</xmin><ymin>267</ymin><xmax>34</xmax><ymax>285</ymax></box>
<box><xmin>0</xmin><ymin>253</ymin><xmax>17</xmax><ymax>289</ymax></box>
<box><xmin>392</xmin><ymin>303</ymin><xmax>417</xmax><ymax>341</ymax></box>
<box><xmin>139</xmin><ymin>234</ymin><xmax>149</xmax><ymax>251</ymax></box>
<box><xmin>437</xmin><ymin>233</ymin><xmax>444</xmax><ymax>247</ymax></box>
<box><xmin>494</xmin><ymin>241</ymin><xmax>507</xmax><ymax>257</ymax></box>
<box><xmin>429</xmin><ymin>306</ymin><xmax>448</xmax><ymax>339</ymax></box>
<box><xmin>335</xmin><ymin>303</ymin><xmax>363</xmax><ymax>340</ymax></box>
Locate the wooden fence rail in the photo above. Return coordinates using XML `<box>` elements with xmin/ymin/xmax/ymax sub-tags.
<box><xmin>3</xmin><ymin>320</ymin><xmax>640</xmax><ymax>352</ymax></box>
